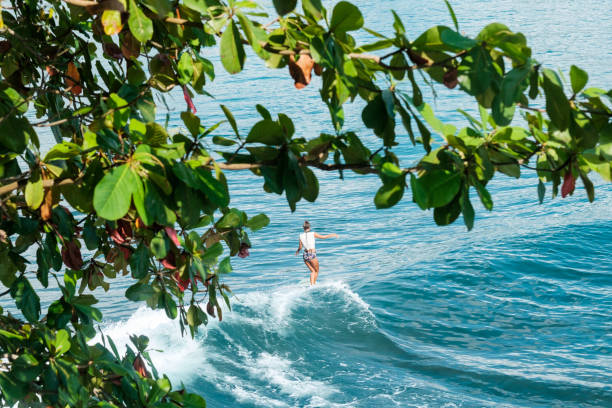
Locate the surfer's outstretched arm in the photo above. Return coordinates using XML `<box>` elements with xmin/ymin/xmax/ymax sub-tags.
<box><xmin>314</xmin><ymin>233</ymin><xmax>339</xmax><ymax>239</ymax></box>
<box><xmin>295</xmin><ymin>239</ymin><xmax>303</xmax><ymax>256</ymax></box>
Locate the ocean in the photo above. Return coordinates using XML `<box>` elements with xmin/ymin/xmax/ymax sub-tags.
<box><xmin>8</xmin><ymin>0</ymin><xmax>612</xmax><ymax>406</ymax></box>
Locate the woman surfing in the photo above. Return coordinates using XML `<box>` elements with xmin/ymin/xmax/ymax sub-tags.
<box><xmin>295</xmin><ymin>221</ymin><xmax>338</xmax><ymax>285</ymax></box>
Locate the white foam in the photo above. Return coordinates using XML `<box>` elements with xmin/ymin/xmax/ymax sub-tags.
<box><xmin>92</xmin><ymin>307</ymin><xmax>206</xmax><ymax>385</ymax></box>
<box><xmin>93</xmin><ymin>280</ymin><xmax>373</xmax><ymax>406</ymax></box>
<box><xmin>232</xmin><ymin>280</ymin><xmax>376</xmax><ymax>333</ymax></box>
<box><xmin>239</xmin><ymin>349</ymin><xmax>338</xmax><ymax>399</ymax></box>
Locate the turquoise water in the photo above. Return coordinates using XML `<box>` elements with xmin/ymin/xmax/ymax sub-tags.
<box><xmin>8</xmin><ymin>0</ymin><xmax>612</xmax><ymax>406</ymax></box>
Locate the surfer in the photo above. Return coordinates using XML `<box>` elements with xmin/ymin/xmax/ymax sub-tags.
<box><xmin>295</xmin><ymin>221</ymin><xmax>338</xmax><ymax>285</ymax></box>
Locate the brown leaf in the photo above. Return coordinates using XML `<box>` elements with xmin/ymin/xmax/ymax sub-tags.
<box><xmin>206</xmin><ymin>301</ymin><xmax>216</xmax><ymax>317</ymax></box>
<box><xmin>0</xmin><ymin>41</ymin><xmax>12</xmax><ymax>54</ymax></box>
<box><xmin>62</xmin><ymin>241</ymin><xmax>83</xmax><ymax>270</ymax></box>
<box><xmin>313</xmin><ymin>63</ymin><xmax>323</xmax><ymax>76</ymax></box>
<box><xmin>216</xmin><ymin>304</ymin><xmax>223</xmax><ymax>321</ymax></box>
<box><xmin>561</xmin><ymin>170</ymin><xmax>576</xmax><ymax>198</ymax></box>
<box><xmin>105</xmin><ymin>247</ymin><xmax>120</xmax><ymax>263</ymax></box>
<box><xmin>45</xmin><ymin>66</ymin><xmax>58</xmax><ymax>77</ymax></box>
<box><xmin>443</xmin><ymin>68</ymin><xmax>458</xmax><ymax>89</ymax></box>
<box><xmin>120</xmin><ymin>31</ymin><xmax>140</xmax><ymax>59</ymax></box>
<box><xmin>407</xmin><ymin>49</ymin><xmax>429</xmax><ymax>67</ymax></box>
<box><xmin>119</xmin><ymin>246</ymin><xmax>132</xmax><ymax>261</ymax></box>
<box><xmin>103</xmin><ymin>42</ymin><xmax>123</xmax><ymax>60</ymax></box>
<box><xmin>65</xmin><ymin>62</ymin><xmax>82</xmax><ymax>95</ymax></box>
<box><xmin>288</xmin><ymin>54</ymin><xmax>315</xmax><ymax>89</ymax></box>
<box><xmin>40</xmin><ymin>188</ymin><xmax>53</xmax><ymax>221</ymax></box>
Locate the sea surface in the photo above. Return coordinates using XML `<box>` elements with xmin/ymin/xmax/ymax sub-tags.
<box><xmin>6</xmin><ymin>0</ymin><xmax>612</xmax><ymax>407</ymax></box>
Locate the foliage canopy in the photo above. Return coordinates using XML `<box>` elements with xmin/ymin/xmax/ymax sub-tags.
<box><xmin>0</xmin><ymin>0</ymin><xmax>611</xmax><ymax>405</ymax></box>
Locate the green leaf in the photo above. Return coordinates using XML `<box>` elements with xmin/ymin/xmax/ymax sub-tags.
<box><xmin>460</xmin><ymin>188</ymin><xmax>475</xmax><ymax>231</ymax></box>
<box><xmin>25</xmin><ymin>169</ymin><xmax>44</xmax><ymax>210</ymax></box>
<box><xmin>145</xmin><ymin>122</ymin><xmax>169</xmax><ymax>146</ymax></box>
<box><xmin>141</xmin><ymin>0</ymin><xmax>172</xmax><ymax>17</ymax></box>
<box><xmin>380</xmin><ymin>162</ymin><xmax>403</xmax><ymax>179</ymax></box>
<box><xmin>474</xmin><ymin>180</ymin><xmax>493</xmax><ymax>210</ymax></box>
<box><xmin>236</xmin><ymin>12</ymin><xmax>263</xmax><ymax>55</ymax></box>
<box><xmin>212</xmin><ymin>136</ymin><xmax>236</xmax><ymax>146</ymax></box>
<box><xmin>133</xmin><ymin>178</ymin><xmax>176</xmax><ymax>226</ymax></box>
<box><xmin>220</xmin><ymin>20</ymin><xmax>246</xmax><ymax>74</ymax></box>
<box><xmin>10</xmin><ymin>276</ymin><xmax>40</xmax><ymax>323</ymax></box>
<box><xmin>44</xmin><ymin>142</ymin><xmax>82</xmax><ymax>161</ymax></box>
<box><xmin>492</xmin><ymin>63</ymin><xmax>531</xmax><ymax>126</ymax></box>
<box><xmin>216</xmin><ymin>212</ymin><xmax>241</xmax><ymax>229</ymax></box>
<box><xmin>302</xmin><ymin>0</ymin><xmax>323</xmax><ymax>20</ymax></box>
<box><xmin>183</xmin><ymin>0</ymin><xmax>210</xmax><ymax>14</ymax></box>
<box><xmin>433</xmin><ymin>194</ymin><xmax>461</xmax><ymax>226</ymax></box>
<box><xmin>218</xmin><ymin>257</ymin><xmax>232</xmax><ymax>274</ymax></box>
<box><xmin>150</xmin><ymin>231</ymin><xmax>169</xmax><ymax>259</ymax></box>
<box><xmin>374</xmin><ymin>179</ymin><xmax>405</xmax><ymax>209</ymax></box>
<box><xmin>0</xmin><ymin>372</ymin><xmax>28</xmax><ymax>403</ymax></box>
<box><xmin>579</xmin><ymin>172</ymin><xmax>594</xmax><ymax>202</ymax></box>
<box><xmin>0</xmin><ymin>116</ymin><xmax>36</xmax><ymax>154</ymax></box>
<box><xmin>163</xmin><ymin>294</ymin><xmax>177</xmax><ymax>319</ymax></box>
<box><xmin>128</xmin><ymin>0</ymin><xmax>153</xmax><ymax>42</ymax></box>
<box><xmin>130</xmin><ymin>243</ymin><xmax>150</xmax><ymax>279</ymax></box>
<box><xmin>440</xmin><ymin>30</ymin><xmax>476</xmax><ymax>50</ymax></box>
<box><xmin>330</xmin><ymin>1</ymin><xmax>363</xmax><ymax>33</ymax></box>
<box><xmin>569</xmin><ymin>65</ymin><xmax>588</xmax><ymax>95</ymax></box>
<box><xmin>443</xmin><ymin>0</ymin><xmax>459</xmax><ymax>31</ymax></box>
<box><xmin>541</xmin><ymin>68</ymin><xmax>571</xmax><ymax>131</ymax></box>
<box><xmin>126</xmin><ymin>283</ymin><xmax>155</xmax><ymax>301</ymax></box>
<box><xmin>51</xmin><ymin>329</ymin><xmax>71</xmax><ymax>356</ymax></box>
<box><xmin>246</xmin><ymin>119</ymin><xmax>285</xmax><ymax>145</ymax></box>
<box><xmin>221</xmin><ymin>105</ymin><xmax>239</xmax><ymax>138</ymax></box>
<box><xmin>416</xmin><ymin>170</ymin><xmax>462</xmax><ymax>208</ymax></box>
<box><xmin>195</xmin><ymin>168</ymin><xmax>230</xmax><ymax>207</ymax></box>
<box><xmin>201</xmin><ymin>242</ymin><xmax>223</xmax><ymax>266</ymax></box>
<box><xmin>178</xmin><ymin>52</ymin><xmax>194</xmax><ymax>85</ymax></box>
<box><xmin>537</xmin><ymin>179</ymin><xmax>545</xmax><ymax>204</ymax></box>
<box><xmin>246</xmin><ymin>213</ymin><xmax>270</xmax><ymax>231</ymax></box>
<box><xmin>93</xmin><ymin>164</ymin><xmax>138</xmax><ymax>220</ymax></box>
<box><xmin>181</xmin><ymin>111</ymin><xmax>201</xmax><ymax>136</ymax></box>
<box><xmin>302</xmin><ymin>166</ymin><xmax>319</xmax><ymax>202</ymax></box>
<box><xmin>272</xmin><ymin>0</ymin><xmax>297</xmax><ymax>15</ymax></box>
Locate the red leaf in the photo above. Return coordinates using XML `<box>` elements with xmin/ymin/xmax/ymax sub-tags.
<box><xmin>119</xmin><ymin>246</ymin><xmax>132</xmax><ymax>261</ymax></box>
<box><xmin>173</xmin><ymin>270</ymin><xmax>191</xmax><ymax>292</ymax></box>
<box><xmin>117</xmin><ymin>219</ymin><xmax>133</xmax><ymax>240</ymax></box>
<box><xmin>133</xmin><ymin>355</ymin><xmax>149</xmax><ymax>378</ymax></box>
<box><xmin>161</xmin><ymin>251</ymin><xmax>176</xmax><ymax>270</ymax></box>
<box><xmin>182</xmin><ymin>85</ymin><xmax>196</xmax><ymax>113</ymax></box>
<box><xmin>238</xmin><ymin>242</ymin><xmax>250</xmax><ymax>258</ymax></box>
<box><xmin>61</xmin><ymin>241</ymin><xmax>83</xmax><ymax>270</ymax></box>
<box><xmin>164</xmin><ymin>227</ymin><xmax>180</xmax><ymax>247</ymax></box>
<box><xmin>561</xmin><ymin>171</ymin><xmax>576</xmax><ymax>198</ymax></box>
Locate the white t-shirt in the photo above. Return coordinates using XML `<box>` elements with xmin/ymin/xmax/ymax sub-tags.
<box><xmin>300</xmin><ymin>231</ymin><xmax>315</xmax><ymax>251</ymax></box>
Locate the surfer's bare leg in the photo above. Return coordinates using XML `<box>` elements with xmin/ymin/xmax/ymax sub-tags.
<box><xmin>310</xmin><ymin>258</ymin><xmax>320</xmax><ymax>284</ymax></box>
<box><xmin>304</xmin><ymin>260</ymin><xmax>316</xmax><ymax>285</ymax></box>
